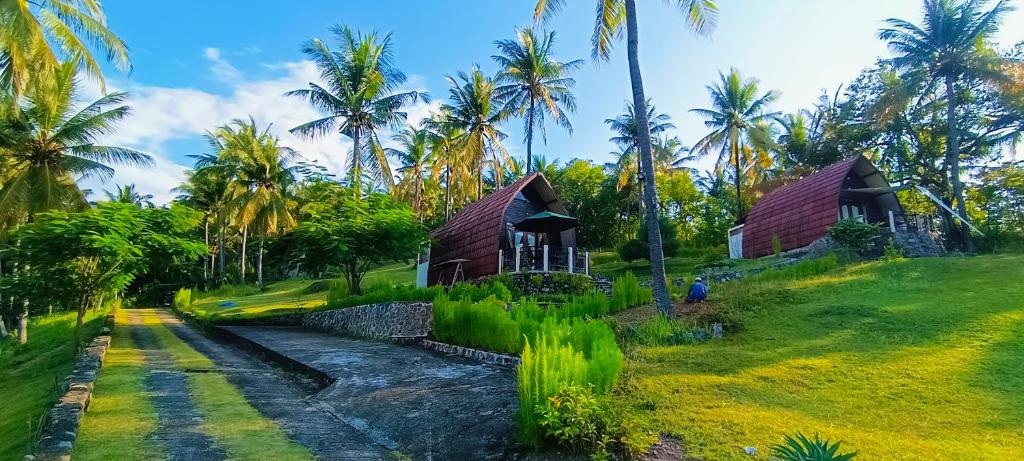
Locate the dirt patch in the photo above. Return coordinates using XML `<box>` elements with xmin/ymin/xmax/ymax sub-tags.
<box><xmin>611</xmin><ymin>301</ymin><xmax>720</xmax><ymax>329</ymax></box>
<box><xmin>642</xmin><ymin>434</ymin><xmax>690</xmax><ymax>461</ymax></box>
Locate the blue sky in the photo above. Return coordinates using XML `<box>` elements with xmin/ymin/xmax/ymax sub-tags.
<box><xmin>89</xmin><ymin>1</ymin><xmax>1024</xmax><ymax>203</ymax></box>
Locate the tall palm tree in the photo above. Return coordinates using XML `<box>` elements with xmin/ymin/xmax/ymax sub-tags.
<box><xmin>104</xmin><ymin>184</ymin><xmax>153</xmax><ymax>207</ymax></box>
<box><xmin>656</xmin><ymin>136</ymin><xmax>697</xmax><ymax>173</ymax></box>
<box><xmin>0</xmin><ymin>0</ymin><xmax>130</xmax><ymax>96</ymax></box>
<box><xmin>387</xmin><ymin>125</ymin><xmax>432</xmax><ymax>221</ymax></box>
<box><xmin>213</xmin><ymin>118</ymin><xmax>296</xmax><ymax>286</ymax></box>
<box><xmin>879</xmin><ymin>0</ymin><xmax>1012</xmax><ymax>250</ymax></box>
<box><xmin>174</xmin><ymin>164</ymin><xmax>231</xmax><ymax>282</ymax></box>
<box><xmin>606</xmin><ymin>100</ymin><xmax>674</xmax><ymax>212</ymax></box>
<box><xmin>422</xmin><ymin>110</ymin><xmax>468</xmax><ymax>220</ymax></box>
<box><xmin>440</xmin><ymin>67</ymin><xmax>510</xmax><ymax>199</ymax></box>
<box><xmin>287</xmin><ymin>25</ymin><xmax>424</xmax><ymax>197</ymax></box>
<box><xmin>691</xmin><ymin>68</ymin><xmax>779</xmax><ymax>217</ymax></box>
<box><xmin>535</xmin><ymin>0</ymin><xmax>717</xmax><ymax>316</ymax></box>
<box><xmin>0</xmin><ymin>61</ymin><xmax>151</xmax><ymax>227</ymax></box>
<box><xmin>493</xmin><ymin>27</ymin><xmax>582</xmax><ymax>172</ymax></box>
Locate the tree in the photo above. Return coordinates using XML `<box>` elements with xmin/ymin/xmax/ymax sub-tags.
<box><xmin>104</xmin><ymin>184</ymin><xmax>154</xmax><ymax>208</ymax></box>
<box><xmin>0</xmin><ymin>0</ymin><xmax>129</xmax><ymax>96</ymax></box>
<box><xmin>493</xmin><ymin>27</ymin><xmax>582</xmax><ymax>172</ymax></box>
<box><xmin>387</xmin><ymin>126</ymin><xmax>432</xmax><ymax>221</ymax></box>
<box><xmin>439</xmin><ymin>67</ymin><xmax>510</xmax><ymax>199</ymax></box>
<box><xmin>174</xmin><ymin>164</ymin><xmax>231</xmax><ymax>282</ymax></box>
<box><xmin>879</xmin><ymin>0</ymin><xmax>1013</xmax><ymax>250</ymax></box>
<box><xmin>533</xmin><ymin>0</ymin><xmax>718</xmax><ymax>316</ymax></box>
<box><xmin>423</xmin><ymin>110</ymin><xmax>468</xmax><ymax>220</ymax></box>
<box><xmin>295</xmin><ymin>190</ymin><xmax>426</xmax><ymax>294</ymax></box>
<box><xmin>606</xmin><ymin>100</ymin><xmax>674</xmax><ymax>212</ymax></box>
<box><xmin>288</xmin><ymin>25</ymin><xmax>424</xmax><ymax>196</ymax></box>
<box><xmin>5</xmin><ymin>203</ymin><xmax>205</xmax><ymax>343</ymax></box>
<box><xmin>0</xmin><ymin>61</ymin><xmax>152</xmax><ymax>227</ymax></box>
<box><xmin>691</xmin><ymin>68</ymin><xmax>779</xmax><ymax>217</ymax></box>
<box><xmin>213</xmin><ymin>118</ymin><xmax>297</xmax><ymax>286</ymax></box>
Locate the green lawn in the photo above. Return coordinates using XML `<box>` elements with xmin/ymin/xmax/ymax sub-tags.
<box><xmin>0</xmin><ymin>309</ymin><xmax>107</xmax><ymax>461</ymax></box>
<box><xmin>619</xmin><ymin>255</ymin><xmax>1024</xmax><ymax>460</ymax></box>
<box><xmin>182</xmin><ymin>261</ymin><xmax>417</xmax><ymax>321</ymax></box>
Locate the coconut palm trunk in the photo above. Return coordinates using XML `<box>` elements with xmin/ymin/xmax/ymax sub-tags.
<box><xmin>18</xmin><ymin>300</ymin><xmax>28</xmax><ymax>344</ymax></box>
<box><xmin>624</xmin><ymin>0</ymin><xmax>672</xmax><ymax>316</ymax></box>
<box><xmin>240</xmin><ymin>226</ymin><xmax>248</xmax><ymax>283</ymax></box>
<box><xmin>257</xmin><ymin>237</ymin><xmax>264</xmax><ymax>287</ymax></box>
<box><xmin>218</xmin><ymin>226</ymin><xmax>226</xmax><ymax>282</ymax></box>
<box><xmin>203</xmin><ymin>217</ymin><xmax>210</xmax><ymax>280</ymax></box>
<box><xmin>352</xmin><ymin>128</ymin><xmax>362</xmax><ymax>197</ymax></box>
<box><xmin>732</xmin><ymin>129</ymin><xmax>743</xmax><ymax>216</ymax></box>
<box><xmin>945</xmin><ymin>75</ymin><xmax>973</xmax><ymax>251</ymax></box>
<box><xmin>526</xmin><ymin>94</ymin><xmax>536</xmax><ymax>172</ymax></box>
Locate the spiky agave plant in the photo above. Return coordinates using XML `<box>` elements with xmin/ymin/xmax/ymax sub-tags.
<box><xmin>770</xmin><ymin>432</ymin><xmax>858</xmax><ymax>461</ymax></box>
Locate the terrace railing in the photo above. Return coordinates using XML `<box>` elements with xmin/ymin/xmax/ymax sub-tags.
<box><xmin>498</xmin><ymin>245</ymin><xmax>590</xmax><ymax>275</ymax></box>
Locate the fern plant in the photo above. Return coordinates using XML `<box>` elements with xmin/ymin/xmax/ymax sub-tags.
<box><xmin>770</xmin><ymin>432</ymin><xmax>857</xmax><ymax>461</ymax></box>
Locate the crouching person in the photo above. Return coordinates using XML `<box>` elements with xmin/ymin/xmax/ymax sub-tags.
<box><xmin>685</xmin><ymin>277</ymin><xmax>708</xmax><ymax>303</ymax></box>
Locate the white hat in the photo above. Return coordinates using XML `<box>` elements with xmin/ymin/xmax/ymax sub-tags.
<box><xmin>694</xmin><ymin>277</ymin><xmax>703</xmax><ymax>282</ymax></box>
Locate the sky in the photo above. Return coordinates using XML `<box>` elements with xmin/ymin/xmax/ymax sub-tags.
<box><xmin>82</xmin><ymin>0</ymin><xmax>1024</xmax><ymax>204</ymax></box>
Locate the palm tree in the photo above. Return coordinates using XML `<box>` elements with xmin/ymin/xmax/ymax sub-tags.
<box><xmin>0</xmin><ymin>0</ymin><xmax>130</xmax><ymax>96</ymax></box>
<box><xmin>440</xmin><ymin>67</ymin><xmax>510</xmax><ymax>199</ymax></box>
<box><xmin>691</xmin><ymin>68</ymin><xmax>779</xmax><ymax>217</ymax></box>
<box><xmin>0</xmin><ymin>61</ymin><xmax>151</xmax><ymax>226</ymax></box>
<box><xmin>174</xmin><ymin>164</ymin><xmax>231</xmax><ymax>282</ymax></box>
<box><xmin>606</xmin><ymin>100</ymin><xmax>674</xmax><ymax>212</ymax></box>
<box><xmin>535</xmin><ymin>0</ymin><xmax>717</xmax><ymax>316</ymax></box>
<box><xmin>879</xmin><ymin>0</ymin><xmax>1012</xmax><ymax>250</ymax></box>
<box><xmin>287</xmin><ymin>25</ymin><xmax>424</xmax><ymax>197</ymax></box>
<box><xmin>213</xmin><ymin>118</ymin><xmax>297</xmax><ymax>286</ymax></box>
<box><xmin>422</xmin><ymin>110</ymin><xmax>468</xmax><ymax>220</ymax></box>
<box><xmin>387</xmin><ymin>125</ymin><xmax>432</xmax><ymax>221</ymax></box>
<box><xmin>493</xmin><ymin>27</ymin><xmax>582</xmax><ymax>172</ymax></box>
<box><xmin>655</xmin><ymin>136</ymin><xmax>697</xmax><ymax>173</ymax></box>
<box><xmin>104</xmin><ymin>184</ymin><xmax>154</xmax><ymax>208</ymax></box>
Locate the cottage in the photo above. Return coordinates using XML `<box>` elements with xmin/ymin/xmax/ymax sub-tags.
<box><xmin>422</xmin><ymin>173</ymin><xmax>588</xmax><ymax>287</ymax></box>
<box><xmin>733</xmin><ymin>155</ymin><xmax>908</xmax><ymax>259</ymax></box>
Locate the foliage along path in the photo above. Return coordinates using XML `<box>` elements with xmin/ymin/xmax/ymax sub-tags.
<box><xmin>74</xmin><ymin>309</ymin><xmax>384</xmax><ymax>460</ymax></box>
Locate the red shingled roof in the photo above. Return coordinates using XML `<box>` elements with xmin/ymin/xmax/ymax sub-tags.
<box><xmin>429</xmin><ymin>173</ymin><xmax>548</xmax><ymax>284</ymax></box>
<box><xmin>742</xmin><ymin>156</ymin><xmax>862</xmax><ymax>258</ymax></box>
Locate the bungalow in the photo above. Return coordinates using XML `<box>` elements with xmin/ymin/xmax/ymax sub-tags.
<box><xmin>421</xmin><ymin>172</ymin><xmax>588</xmax><ymax>287</ymax></box>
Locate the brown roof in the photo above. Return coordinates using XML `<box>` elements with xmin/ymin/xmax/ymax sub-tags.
<box><xmin>742</xmin><ymin>156</ymin><xmax>862</xmax><ymax>258</ymax></box>
<box><xmin>429</xmin><ymin>173</ymin><xmax>558</xmax><ymax>284</ymax></box>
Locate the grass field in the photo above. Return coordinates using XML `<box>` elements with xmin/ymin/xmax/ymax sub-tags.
<box><xmin>183</xmin><ymin>261</ymin><xmax>417</xmax><ymax>321</ymax></box>
<box><xmin>618</xmin><ymin>255</ymin><xmax>1024</xmax><ymax>460</ymax></box>
<box><xmin>0</xmin><ymin>310</ymin><xmax>107</xmax><ymax>461</ymax></box>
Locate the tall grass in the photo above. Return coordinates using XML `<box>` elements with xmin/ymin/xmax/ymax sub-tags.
<box><xmin>517</xmin><ymin>335</ymin><xmax>589</xmax><ymax>447</ymax></box>
<box><xmin>325</xmin><ymin>280</ymin><xmax>444</xmax><ymax>309</ymax></box>
<box><xmin>194</xmin><ymin>284</ymin><xmax>262</xmax><ymax>300</ymax></box>
<box><xmin>173</xmin><ymin>288</ymin><xmax>192</xmax><ymax>309</ymax></box>
<box><xmin>432</xmin><ymin>295</ymin><xmax>522</xmax><ymax>353</ymax></box>
<box><xmin>610</xmin><ymin>272</ymin><xmax>653</xmax><ymax>312</ymax></box>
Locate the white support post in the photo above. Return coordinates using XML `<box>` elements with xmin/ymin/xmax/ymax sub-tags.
<box><xmin>568</xmin><ymin>247</ymin><xmax>574</xmax><ymax>274</ymax></box>
<box><xmin>498</xmin><ymin>249</ymin><xmax>504</xmax><ymax>274</ymax></box>
<box><xmin>888</xmin><ymin>210</ymin><xmax>896</xmax><ymax>233</ymax></box>
<box><xmin>543</xmin><ymin>245</ymin><xmax>549</xmax><ymax>273</ymax></box>
<box><xmin>515</xmin><ymin>245</ymin><xmax>521</xmax><ymax>273</ymax></box>
<box><xmin>585</xmin><ymin>251</ymin><xmax>590</xmax><ymax>275</ymax></box>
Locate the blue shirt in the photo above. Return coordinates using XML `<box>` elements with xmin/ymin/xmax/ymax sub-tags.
<box><xmin>688</xmin><ymin>282</ymin><xmax>708</xmax><ymax>300</ymax></box>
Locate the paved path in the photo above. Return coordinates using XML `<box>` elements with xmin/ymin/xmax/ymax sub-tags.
<box><xmin>126</xmin><ymin>311</ymin><xmax>227</xmax><ymax>461</ymax></box>
<box><xmin>220</xmin><ymin>325</ymin><xmax>519</xmax><ymax>460</ymax></box>
<box><xmin>154</xmin><ymin>311</ymin><xmax>393</xmax><ymax>461</ymax></box>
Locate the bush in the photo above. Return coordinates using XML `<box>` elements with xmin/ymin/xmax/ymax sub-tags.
<box><xmin>828</xmin><ymin>219</ymin><xmax>880</xmax><ymax>251</ymax></box>
<box><xmin>448</xmin><ymin>279</ymin><xmax>512</xmax><ymax>303</ymax></box>
<box><xmin>639</xmin><ymin>216</ymin><xmax>681</xmax><ymax>258</ymax></box>
<box><xmin>882</xmin><ymin>238</ymin><xmax>905</xmax><ymax>262</ymax></box>
<box><xmin>589</xmin><ymin>252</ymin><xmax>622</xmax><ymax>266</ymax></box>
<box><xmin>432</xmin><ymin>295</ymin><xmax>521</xmax><ymax>354</ymax></box>
<box><xmin>517</xmin><ymin>334</ymin><xmax>590</xmax><ymax>447</ymax></box>
<box><xmin>610</xmin><ymin>272</ymin><xmax>652</xmax><ymax>312</ymax></box>
<box><xmin>770</xmin><ymin>432</ymin><xmax>858</xmax><ymax>461</ymax></box>
<box><xmin>617</xmin><ymin>239</ymin><xmax>648</xmax><ymax>262</ymax></box>
<box><xmin>535</xmin><ymin>385</ymin><xmax>613</xmax><ymax>455</ymax></box>
<box><xmin>173</xmin><ymin>287</ymin><xmax>192</xmax><ymax>309</ymax></box>
<box><xmin>326</xmin><ymin>280</ymin><xmax>443</xmax><ymax>309</ymax></box>
<box><xmin>754</xmin><ymin>253</ymin><xmax>838</xmax><ymax>283</ymax></box>
<box><xmin>625</xmin><ymin>316</ymin><xmax>702</xmax><ymax>346</ymax></box>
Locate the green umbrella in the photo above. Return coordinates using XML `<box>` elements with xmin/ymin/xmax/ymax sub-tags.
<box><xmin>514</xmin><ymin>211</ymin><xmax>578</xmax><ymax>233</ymax></box>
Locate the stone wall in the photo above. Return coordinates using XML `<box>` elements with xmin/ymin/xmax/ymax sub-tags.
<box><xmin>417</xmin><ymin>339</ymin><xmax>521</xmax><ymax>368</ymax></box>
<box><xmin>32</xmin><ymin>316</ymin><xmax>114</xmax><ymax>461</ymax></box>
<box><xmin>301</xmin><ymin>301</ymin><xmax>432</xmax><ymax>339</ymax></box>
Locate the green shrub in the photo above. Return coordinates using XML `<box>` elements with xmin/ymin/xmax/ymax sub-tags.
<box><xmin>173</xmin><ymin>287</ymin><xmax>192</xmax><ymax>309</ymax></box>
<box><xmin>625</xmin><ymin>315</ymin><xmax>701</xmax><ymax>347</ymax></box>
<box><xmin>617</xmin><ymin>239</ymin><xmax>648</xmax><ymax>262</ymax></box>
<box><xmin>754</xmin><ymin>254</ymin><xmax>838</xmax><ymax>283</ymax></box>
<box><xmin>772</xmin><ymin>233</ymin><xmax>783</xmax><ymax>257</ymax></box>
<box><xmin>326</xmin><ymin>280</ymin><xmax>443</xmax><ymax>309</ymax></box>
<box><xmin>610</xmin><ymin>272</ymin><xmax>652</xmax><ymax>312</ymax></box>
<box><xmin>828</xmin><ymin>219</ymin><xmax>880</xmax><ymax>251</ymax></box>
<box><xmin>447</xmin><ymin>279</ymin><xmax>512</xmax><ymax>303</ymax></box>
<box><xmin>432</xmin><ymin>295</ymin><xmax>521</xmax><ymax>354</ymax></box>
<box><xmin>882</xmin><ymin>238</ymin><xmax>905</xmax><ymax>262</ymax></box>
<box><xmin>639</xmin><ymin>216</ymin><xmax>681</xmax><ymax>258</ymax></box>
<box><xmin>589</xmin><ymin>252</ymin><xmax>622</xmax><ymax>266</ymax></box>
<box><xmin>770</xmin><ymin>432</ymin><xmax>858</xmax><ymax>461</ymax></box>
<box><xmin>535</xmin><ymin>385</ymin><xmax>612</xmax><ymax>455</ymax></box>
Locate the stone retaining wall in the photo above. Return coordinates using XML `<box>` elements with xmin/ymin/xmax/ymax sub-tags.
<box><xmin>301</xmin><ymin>301</ymin><xmax>432</xmax><ymax>339</ymax></box>
<box><xmin>31</xmin><ymin>315</ymin><xmax>114</xmax><ymax>461</ymax></box>
<box><xmin>417</xmin><ymin>339</ymin><xmax>521</xmax><ymax>368</ymax></box>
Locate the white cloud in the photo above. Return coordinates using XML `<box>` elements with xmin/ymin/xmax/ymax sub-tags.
<box><xmin>78</xmin><ymin>51</ymin><xmax>438</xmax><ymax>205</ymax></box>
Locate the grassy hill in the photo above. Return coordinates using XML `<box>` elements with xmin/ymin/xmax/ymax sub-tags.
<box><xmin>618</xmin><ymin>255</ymin><xmax>1024</xmax><ymax>460</ymax></box>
